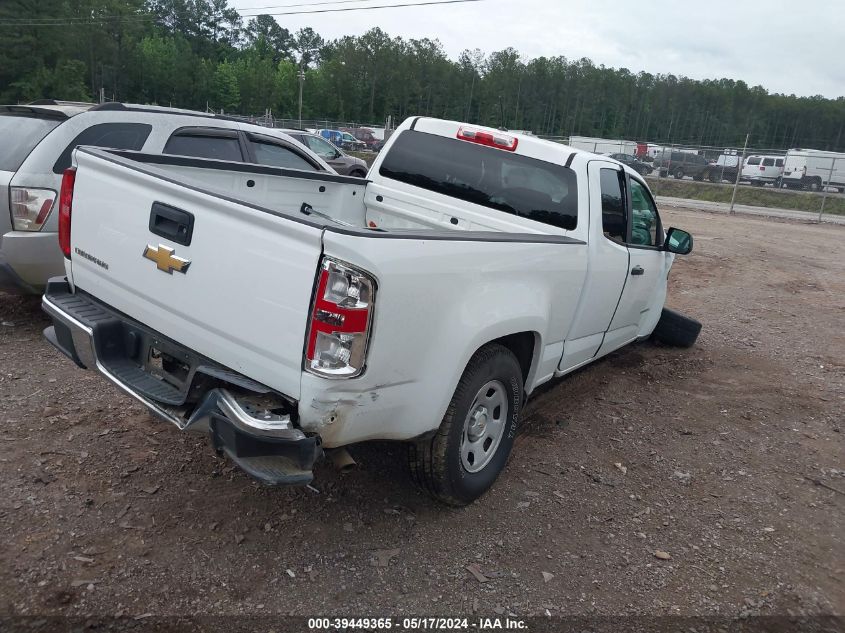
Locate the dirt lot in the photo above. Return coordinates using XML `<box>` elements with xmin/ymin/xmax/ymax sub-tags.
<box><xmin>1</xmin><ymin>208</ymin><xmax>843</xmax><ymax>627</ymax></box>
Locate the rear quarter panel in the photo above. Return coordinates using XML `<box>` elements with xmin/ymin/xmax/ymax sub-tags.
<box><xmin>299</xmin><ymin>231</ymin><xmax>588</xmax><ymax>446</ymax></box>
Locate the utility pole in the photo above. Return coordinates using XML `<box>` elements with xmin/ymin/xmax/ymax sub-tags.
<box><xmin>818</xmin><ymin>157</ymin><xmax>837</xmax><ymax>222</ymax></box>
<box><xmin>297</xmin><ymin>69</ymin><xmax>306</xmax><ymax>129</ymax></box>
<box><xmin>729</xmin><ymin>133</ymin><xmax>749</xmax><ymax>215</ymax></box>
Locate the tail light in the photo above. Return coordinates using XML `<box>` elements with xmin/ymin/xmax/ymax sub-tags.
<box><xmin>457</xmin><ymin>126</ymin><xmax>518</xmax><ymax>151</ymax></box>
<box><xmin>760</xmin><ymin>166</ymin><xmax>765</xmax><ymax>171</ymax></box>
<box><xmin>305</xmin><ymin>257</ymin><xmax>376</xmax><ymax>378</ymax></box>
<box><xmin>58</xmin><ymin>167</ymin><xmax>76</xmax><ymax>258</ymax></box>
<box><xmin>9</xmin><ymin>187</ymin><xmax>57</xmax><ymax>231</ymax></box>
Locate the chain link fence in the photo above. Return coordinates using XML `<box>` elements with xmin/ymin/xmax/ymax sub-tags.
<box><xmin>229</xmin><ymin>109</ymin><xmax>843</xmax><ymax>220</ymax></box>
<box><xmin>530</xmin><ymin>135</ymin><xmax>845</xmax><ymax>220</ymax></box>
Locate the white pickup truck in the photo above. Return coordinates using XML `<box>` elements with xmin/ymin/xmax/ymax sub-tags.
<box><xmin>42</xmin><ymin>117</ymin><xmax>697</xmax><ymax>505</ymax></box>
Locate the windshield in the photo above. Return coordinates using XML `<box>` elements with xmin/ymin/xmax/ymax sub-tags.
<box><xmin>0</xmin><ymin>114</ymin><xmax>62</xmax><ymax>172</ymax></box>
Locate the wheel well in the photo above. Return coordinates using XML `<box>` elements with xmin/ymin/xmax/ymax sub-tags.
<box><xmin>490</xmin><ymin>332</ymin><xmax>536</xmax><ymax>385</ymax></box>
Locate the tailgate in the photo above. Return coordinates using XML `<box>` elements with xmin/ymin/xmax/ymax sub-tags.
<box><xmin>67</xmin><ymin>149</ymin><xmax>324</xmax><ymax>399</ymax></box>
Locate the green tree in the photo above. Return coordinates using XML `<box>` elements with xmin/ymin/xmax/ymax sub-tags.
<box><xmin>212</xmin><ymin>60</ymin><xmax>240</xmax><ymax>112</ymax></box>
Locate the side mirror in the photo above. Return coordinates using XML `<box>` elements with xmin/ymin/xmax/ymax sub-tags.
<box><xmin>664</xmin><ymin>227</ymin><xmax>693</xmax><ymax>255</ymax></box>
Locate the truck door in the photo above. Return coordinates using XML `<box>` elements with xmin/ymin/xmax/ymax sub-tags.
<box><xmin>557</xmin><ymin>161</ymin><xmax>630</xmax><ymax>373</ymax></box>
<box><xmin>596</xmin><ymin>176</ymin><xmax>672</xmax><ymax>356</ymax></box>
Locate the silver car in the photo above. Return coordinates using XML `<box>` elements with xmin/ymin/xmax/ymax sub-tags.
<box><xmin>0</xmin><ymin>101</ymin><xmax>335</xmax><ymax>294</ymax></box>
<box><xmin>282</xmin><ymin>130</ymin><xmax>369</xmax><ymax>178</ymax></box>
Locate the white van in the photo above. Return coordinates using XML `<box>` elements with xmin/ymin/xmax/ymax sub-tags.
<box><xmin>741</xmin><ymin>155</ymin><xmax>784</xmax><ymax>186</ymax></box>
<box><xmin>781</xmin><ymin>149</ymin><xmax>845</xmax><ymax>192</ymax></box>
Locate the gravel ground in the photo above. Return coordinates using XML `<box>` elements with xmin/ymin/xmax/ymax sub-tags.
<box><xmin>0</xmin><ymin>208</ymin><xmax>843</xmax><ymax>627</ymax></box>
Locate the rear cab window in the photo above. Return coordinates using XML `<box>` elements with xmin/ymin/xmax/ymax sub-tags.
<box><xmin>164</xmin><ymin>128</ymin><xmax>243</xmax><ymax>162</ymax></box>
<box><xmin>762</xmin><ymin>158</ymin><xmax>775</xmax><ymax>167</ymax></box>
<box><xmin>53</xmin><ymin>122</ymin><xmax>152</xmax><ymax>173</ymax></box>
<box><xmin>747</xmin><ymin>157</ymin><xmax>761</xmax><ymax>166</ymax></box>
<box><xmin>0</xmin><ymin>114</ymin><xmax>62</xmax><ymax>172</ymax></box>
<box><xmin>379</xmin><ymin>130</ymin><xmax>578</xmax><ymax>231</ymax></box>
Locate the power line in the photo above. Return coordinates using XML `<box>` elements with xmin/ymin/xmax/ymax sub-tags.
<box><xmin>0</xmin><ymin>0</ymin><xmax>484</xmax><ymax>26</ymax></box>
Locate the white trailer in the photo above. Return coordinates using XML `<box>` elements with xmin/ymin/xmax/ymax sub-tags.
<box><xmin>782</xmin><ymin>149</ymin><xmax>845</xmax><ymax>192</ymax></box>
<box><xmin>567</xmin><ymin>136</ymin><xmax>638</xmax><ymax>156</ymax></box>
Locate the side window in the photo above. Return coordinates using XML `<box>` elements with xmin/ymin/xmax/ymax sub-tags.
<box><xmin>305</xmin><ymin>135</ymin><xmax>339</xmax><ymax>160</ymax></box>
<box><xmin>763</xmin><ymin>158</ymin><xmax>775</xmax><ymax>167</ymax></box>
<box><xmin>163</xmin><ymin>129</ymin><xmax>243</xmax><ymax>162</ymax></box>
<box><xmin>775</xmin><ymin>158</ymin><xmax>784</xmax><ymax>167</ymax></box>
<box><xmin>599</xmin><ymin>168</ymin><xmax>626</xmax><ymax>242</ymax></box>
<box><xmin>747</xmin><ymin>157</ymin><xmax>761</xmax><ymax>166</ymax></box>
<box><xmin>53</xmin><ymin>123</ymin><xmax>152</xmax><ymax>173</ymax></box>
<box><xmin>629</xmin><ymin>179</ymin><xmax>661</xmax><ymax>247</ymax></box>
<box><xmin>250</xmin><ymin>139</ymin><xmax>318</xmax><ymax>171</ymax></box>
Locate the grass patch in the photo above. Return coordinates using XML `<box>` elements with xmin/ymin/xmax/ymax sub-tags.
<box><xmin>647</xmin><ymin>177</ymin><xmax>845</xmax><ymax>216</ymax></box>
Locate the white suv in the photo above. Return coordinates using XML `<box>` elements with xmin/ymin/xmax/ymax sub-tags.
<box><xmin>0</xmin><ymin>101</ymin><xmax>332</xmax><ymax>293</ymax></box>
<box><xmin>741</xmin><ymin>155</ymin><xmax>784</xmax><ymax>186</ymax></box>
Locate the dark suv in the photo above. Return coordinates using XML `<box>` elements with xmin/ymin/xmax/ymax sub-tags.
<box><xmin>653</xmin><ymin>150</ymin><xmax>710</xmax><ymax>180</ymax></box>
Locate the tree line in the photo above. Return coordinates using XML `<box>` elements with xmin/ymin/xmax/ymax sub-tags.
<box><xmin>1</xmin><ymin>0</ymin><xmax>843</xmax><ymax>151</ymax></box>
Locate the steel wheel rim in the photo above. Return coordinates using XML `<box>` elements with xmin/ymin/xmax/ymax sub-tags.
<box><xmin>460</xmin><ymin>380</ymin><xmax>508</xmax><ymax>473</ymax></box>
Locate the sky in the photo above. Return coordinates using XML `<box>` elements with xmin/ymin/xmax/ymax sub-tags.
<box><xmin>227</xmin><ymin>0</ymin><xmax>845</xmax><ymax>99</ymax></box>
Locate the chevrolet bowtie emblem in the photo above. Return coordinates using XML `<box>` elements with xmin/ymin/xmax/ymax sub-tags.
<box><xmin>143</xmin><ymin>244</ymin><xmax>191</xmax><ymax>274</ymax></box>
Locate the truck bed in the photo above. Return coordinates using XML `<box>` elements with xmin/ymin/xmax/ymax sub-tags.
<box><xmin>64</xmin><ymin>147</ymin><xmax>586</xmax><ymax>444</ymax></box>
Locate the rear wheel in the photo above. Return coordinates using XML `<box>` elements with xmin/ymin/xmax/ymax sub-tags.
<box><xmin>708</xmin><ymin>172</ymin><xmax>721</xmax><ymax>183</ymax></box>
<box><xmin>652</xmin><ymin>308</ymin><xmax>702</xmax><ymax>348</ymax></box>
<box><xmin>349</xmin><ymin>169</ymin><xmax>367</xmax><ymax>178</ymax></box>
<box><xmin>409</xmin><ymin>344</ymin><xmax>523</xmax><ymax>506</ymax></box>
<box><xmin>673</xmin><ymin>167</ymin><xmax>685</xmax><ymax>179</ymax></box>
<box><xmin>808</xmin><ymin>178</ymin><xmax>822</xmax><ymax>192</ymax></box>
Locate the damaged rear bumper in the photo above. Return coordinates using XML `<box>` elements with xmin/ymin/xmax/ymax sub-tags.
<box><xmin>41</xmin><ymin>278</ymin><xmax>321</xmax><ymax>486</ymax></box>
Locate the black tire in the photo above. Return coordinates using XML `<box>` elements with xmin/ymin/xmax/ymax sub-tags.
<box><xmin>673</xmin><ymin>167</ymin><xmax>685</xmax><ymax>179</ymax></box>
<box><xmin>708</xmin><ymin>172</ymin><xmax>721</xmax><ymax>183</ymax></box>
<box><xmin>409</xmin><ymin>343</ymin><xmax>523</xmax><ymax>506</ymax></box>
<box><xmin>651</xmin><ymin>308</ymin><xmax>702</xmax><ymax>348</ymax></box>
<box><xmin>349</xmin><ymin>169</ymin><xmax>367</xmax><ymax>178</ymax></box>
<box><xmin>808</xmin><ymin>178</ymin><xmax>822</xmax><ymax>192</ymax></box>
<box><xmin>693</xmin><ymin>174</ymin><xmax>703</xmax><ymax>182</ymax></box>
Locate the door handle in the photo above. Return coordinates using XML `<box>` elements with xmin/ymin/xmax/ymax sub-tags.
<box><xmin>630</xmin><ymin>265</ymin><xmax>645</xmax><ymax>276</ymax></box>
<box><xmin>149</xmin><ymin>202</ymin><xmax>194</xmax><ymax>246</ymax></box>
